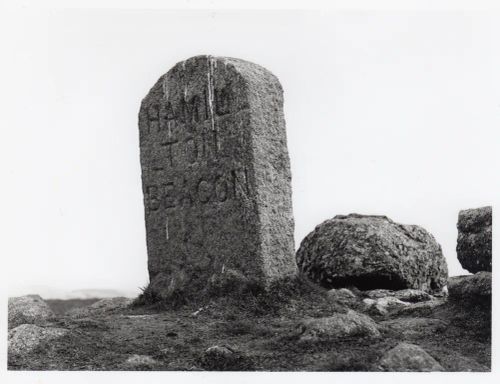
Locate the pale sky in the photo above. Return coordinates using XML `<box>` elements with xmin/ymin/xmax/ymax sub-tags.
<box><xmin>1</xmin><ymin>8</ymin><xmax>498</xmax><ymax>298</ymax></box>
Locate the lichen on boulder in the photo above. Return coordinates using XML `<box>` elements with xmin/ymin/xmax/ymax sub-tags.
<box><xmin>296</xmin><ymin>214</ymin><xmax>448</xmax><ymax>293</ymax></box>
<box><xmin>8</xmin><ymin>295</ymin><xmax>55</xmax><ymax>329</ymax></box>
<box><xmin>457</xmin><ymin>206</ymin><xmax>492</xmax><ymax>273</ymax></box>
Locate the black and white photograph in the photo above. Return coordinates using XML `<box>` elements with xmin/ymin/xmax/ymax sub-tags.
<box><xmin>0</xmin><ymin>0</ymin><xmax>498</xmax><ymax>381</ymax></box>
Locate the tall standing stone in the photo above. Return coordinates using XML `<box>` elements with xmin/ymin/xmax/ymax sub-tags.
<box><xmin>138</xmin><ymin>56</ymin><xmax>296</xmax><ymax>296</ymax></box>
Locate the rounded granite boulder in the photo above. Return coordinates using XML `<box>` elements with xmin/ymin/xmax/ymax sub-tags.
<box><xmin>296</xmin><ymin>214</ymin><xmax>448</xmax><ymax>293</ymax></box>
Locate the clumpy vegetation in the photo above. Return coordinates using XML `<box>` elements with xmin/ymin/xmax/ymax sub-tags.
<box><xmin>8</xmin><ymin>274</ymin><xmax>490</xmax><ymax>371</ymax></box>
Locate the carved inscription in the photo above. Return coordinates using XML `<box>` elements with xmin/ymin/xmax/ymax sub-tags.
<box><xmin>145</xmin><ymin>84</ymin><xmax>234</xmax><ymax>134</ymax></box>
<box><xmin>145</xmin><ymin>168</ymin><xmax>249</xmax><ymax>211</ymax></box>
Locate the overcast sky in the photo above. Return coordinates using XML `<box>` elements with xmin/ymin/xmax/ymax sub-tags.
<box><xmin>1</xmin><ymin>8</ymin><xmax>498</xmax><ymax>298</ymax></box>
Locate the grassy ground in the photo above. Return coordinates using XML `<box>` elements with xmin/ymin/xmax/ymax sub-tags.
<box><xmin>46</xmin><ymin>299</ymin><xmax>101</xmax><ymax>316</ymax></box>
<box><xmin>8</xmin><ymin>277</ymin><xmax>491</xmax><ymax>371</ymax></box>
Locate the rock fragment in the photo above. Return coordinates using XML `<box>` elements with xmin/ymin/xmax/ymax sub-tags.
<box><xmin>122</xmin><ymin>354</ymin><xmax>159</xmax><ymax>370</ymax></box>
<box><xmin>298</xmin><ymin>310</ymin><xmax>380</xmax><ymax>342</ymax></box>
<box><xmin>362</xmin><ymin>296</ymin><xmax>409</xmax><ymax>316</ymax></box>
<box><xmin>379</xmin><ymin>342</ymin><xmax>444</xmax><ymax>372</ymax></box>
<box><xmin>200</xmin><ymin>345</ymin><xmax>253</xmax><ymax>371</ymax></box>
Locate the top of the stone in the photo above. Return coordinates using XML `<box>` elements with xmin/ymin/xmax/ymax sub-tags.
<box><xmin>333</xmin><ymin>213</ymin><xmax>391</xmax><ymax>222</ymax></box>
<box><xmin>458</xmin><ymin>206</ymin><xmax>492</xmax><ymax>232</ymax></box>
<box><xmin>163</xmin><ymin>55</ymin><xmax>281</xmax><ymax>85</ymax></box>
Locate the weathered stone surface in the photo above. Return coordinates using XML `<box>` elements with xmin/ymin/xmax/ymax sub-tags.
<box><xmin>326</xmin><ymin>288</ymin><xmax>356</xmax><ymax>301</ymax></box>
<box><xmin>362</xmin><ymin>297</ymin><xmax>409</xmax><ymax>316</ymax></box>
<box><xmin>448</xmin><ymin>272</ymin><xmax>491</xmax><ymax>301</ymax></box>
<box><xmin>8</xmin><ymin>295</ymin><xmax>55</xmax><ymax>329</ymax></box>
<box><xmin>379</xmin><ymin>343</ymin><xmax>444</xmax><ymax>371</ymax></box>
<box><xmin>457</xmin><ymin>206</ymin><xmax>492</xmax><ymax>273</ymax></box>
<box><xmin>122</xmin><ymin>354</ymin><xmax>158</xmax><ymax>370</ymax></box>
<box><xmin>364</xmin><ymin>289</ymin><xmax>432</xmax><ymax>303</ymax></box>
<box><xmin>395</xmin><ymin>299</ymin><xmax>446</xmax><ymax>316</ymax></box>
<box><xmin>296</xmin><ymin>214</ymin><xmax>448</xmax><ymax>292</ymax></box>
<box><xmin>67</xmin><ymin>297</ymin><xmax>133</xmax><ymax>318</ymax></box>
<box><xmin>298</xmin><ymin>310</ymin><xmax>380</xmax><ymax>342</ymax></box>
<box><xmin>139</xmin><ymin>55</ymin><xmax>296</xmax><ymax>295</ymax></box>
<box><xmin>8</xmin><ymin>324</ymin><xmax>68</xmax><ymax>356</ymax></box>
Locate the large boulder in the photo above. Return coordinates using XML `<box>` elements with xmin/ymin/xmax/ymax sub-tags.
<box><xmin>8</xmin><ymin>295</ymin><xmax>55</xmax><ymax>329</ymax></box>
<box><xmin>457</xmin><ymin>206</ymin><xmax>492</xmax><ymax>273</ymax></box>
<box><xmin>296</xmin><ymin>214</ymin><xmax>448</xmax><ymax>293</ymax></box>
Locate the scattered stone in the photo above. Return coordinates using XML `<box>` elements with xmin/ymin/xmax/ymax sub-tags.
<box><xmin>139</xmin><ymin>55</ymin><xmax>296</xmax><ymax>298</ymax></box>
<box><xmin>365</xmin><ymin>289</ymin><xmax>432</xmax><ymax>303</ymax></box>
<box><xmin>67</xmin><ymin>297</ymin><xmax>133</xmax><ymax>318</ymax></box>
<box><xmin>457</xmin><ymin>206</ymin><xmax>492</xmax><ymax>273</ymax></box>
<box><xmin>379</xmin><ymin>343</ymin><xmax>444</xmax><ymax>372</ymax></box>
<box><xmin>123</xmin><ymin>354</ymin><xmax>158</xmax><ymax>370</ymax></box>
<box><xmin>200</xmin><ymin>345</ymin><xmax>253</xmax><ymax>371</ymax></box>
<box><xmin>448</xmin><ymin>272</ymin><xmax>491</xmax><ymax>302</ymax></box>
<box><xmin>395</xmin><ymin>299</ymin><xmax>446</xmax><ymax>316</ymax></box>
<box><xmin>327</xmin><ymin>288</ymin><xmax>356</xmax><ymax>301</ymax></box>
<box><xmin>8</xmin><ymin>324</ymin><xmax>68</xmax><ymax>356</ymax></box>
<box><xmin>379</xmin><ymin>317</ymin><xmax>448</xmax><ymax>338</ymax></box>
<box><xmin>8</xmin><ymin>295</ymin><xmax>55</xmax><ymax>329</ymax></box>
<box><xmin>298</xmin><ymin>310</ymin><xmax>380</xmax><ymax>342</ymax></box>
<box><xmin>296</xmin><ymin>214</ymin><xmax>448</xmax><ymax>293</ymax></box>
<box><xmin>363</xmin><ymin>296</ymin><xmax>409</xmax><ymax>316</ymax></box>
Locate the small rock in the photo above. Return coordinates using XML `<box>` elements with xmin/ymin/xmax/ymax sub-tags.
<box><xmin>365</xmin><ymin>289</ymin><xmax>431</xmax><ymax>303</ymax></box>
<box><xmin>395</xmin><ymin>299</ymin><xmax>446</xmax><ymax>316</ymax></box>
<box><xmin>123</xmin><ymin>354</ymin><xmax>158</xmax><ymax>370</ymax></box>
<box><xmin>8</xmin><ymin>324</ymin><xmax>68</xmax><ymax>356</ymax></box>
<box><xmin>200</xmin><ymin>345</ymin><xmax>253</xmax><ymax>371</ymax></box>
<box><xmin>298</xmin><ymin>310</ymin><xmax>380</xmax><ymax>342</ymax></box>
<box><xmin>327</xmin><ymin>288</ymin><xmax>356</xmax><ymax>301</ymax></box>
<box><xmin>448</xmin><ymin>272</ymin><xmax>491</xmax><ymax>302</ymax></box>
<box><xmin>363</xmin><ymin>296</ymin><xmax>409</xmax><ymax>316</ymax></box>
<box><xmin>379</xmin><ymin>342</ymin><xmax>444</xmax><ymax>372</ymax></box>
<box><xmin>8</xmin><ymin>295</ymin><xmax>55</xmax><ymax>329</ymax></box>
<box><xmin>394</xmin><ymin>289</ymin><xmax>432</xmax><ymax>303</ymax></box>
<box><xmin>67</xmin><ymin>297</ymin><xmax>133</xmax><ymax>318</ymax></box>
<box><xmin>364</xmin><ymin>289</ymin><xmax>393</xmax><ymax>299</ymax></box>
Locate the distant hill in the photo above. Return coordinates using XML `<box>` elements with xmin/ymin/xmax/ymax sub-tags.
<box><xmin>9</xmin><ymin>285</ymin><xmax>139</xmax><ymax>300</ymax></box>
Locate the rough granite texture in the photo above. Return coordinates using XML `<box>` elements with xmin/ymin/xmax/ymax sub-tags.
<box><xmin>298</xmin><ymin>310</ymin><xmax>380</xmax><ymax>342</ymax></box>
<box><xmin>139</xmin><ymin>55</ymin><xmax>296</xmax><ymax>295</ymax></box>
<box><xmin>448</xmin><ymin>272</ymin><xmax>492</xmax><ymax>301</ymax></box>
<box><xmin>457</xmin><ymin>206</ymin><xmax>492</xmax><ymax>273</ymax></box>
<box><xmin>296</xmin><ymin>214</ymin><xmax>448</xmax><ymax>293</ymax></box>
<box><xmin>379</xmin><ymin>342</ymin><xmax>444</xmax><ymax>372</ymax></box>
<box><xmin>8</xmin><ymin>324</ymin><xmax>68</xmax><ymax>356</ymax></box>
<box><xmin>8</xmin><ymin>295</ymin><xmax>55</xmax><ymax>329</ymax></box>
